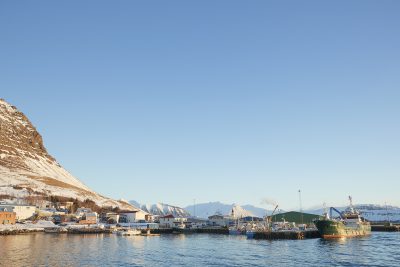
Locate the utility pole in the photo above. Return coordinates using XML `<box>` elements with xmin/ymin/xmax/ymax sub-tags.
<box><xmin>299</xmin><ymin>190</ymin><xmax>303</xmax><ymax>225</ymax></box>
<box><xmin>385</xmin><ymin>202</ymin><xmax>390</xmax><ymax>224</ymax></box>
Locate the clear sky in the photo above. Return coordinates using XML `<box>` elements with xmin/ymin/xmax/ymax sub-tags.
<box><xmin>1</xmin><ymin>1</ymin><xmax>399</xmax><ymax>210</ymax></box>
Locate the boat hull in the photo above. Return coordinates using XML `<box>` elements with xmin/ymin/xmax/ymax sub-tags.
<box><xmin>315</xmin><ymin>220</ymin><xmax>371</xmax><ymax>239</ymax></box>
<box><xmin>229</xmin><ymin>229</ymin><xmax>244</xmax><ymax>235</ymax></box>
<box><xmin>246</xmin><ymin>231</ymin><xmax>255</xmax><ymax>238</ymax></box>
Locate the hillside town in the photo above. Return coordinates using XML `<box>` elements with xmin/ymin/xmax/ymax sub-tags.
<box><xmin>0</xmin><ymin>197</ymin><xmax>327</xmax><ymax>237</ymax></box>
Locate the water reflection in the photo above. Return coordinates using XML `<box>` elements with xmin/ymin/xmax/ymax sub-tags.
<box><xmin>0</xmin><ymin>233</ymin><xmax>399</xmax><ymax>266</ymax></box>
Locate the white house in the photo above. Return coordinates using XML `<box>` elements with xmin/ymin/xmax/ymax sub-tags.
<box><xmin>104</xmin><ymin>212</ymin><xmax>120</xmax><ymax>224</ymax></box>
<box><xmin>39</xmin><ymin>208</ymin><xmax>65</xmax><ymax>217</ymax></box>
<box><xmin>75</xmin><ymin>207</ymin><xmax>92</xmax><ymax>218</ymax></box>
<box><xmin>79</xmin><ymin>212</ymin><xmax>98</xmax><ymax>225</ymax></box>
<box><xmin>0</xmin><ymin>204</ymin><xmax>37</xmax><ymax>221</ymax></box>
<box><xmin>159</xmin><ymin>215</ymin><xmax>188</xmax><ymax>228</ymax></box>
<box><xmin>159</xmin><ymin>214</ymin><xmax>175</xmax><ymax>228</ymax></box>
<box><xmin>208</xmin><ymin>214</ymin><xmax>230</xmax><ymax>227</ymax></box>
<box><xmin>119</xmin><ymin>210</ymin><xmax>152</xmax><ymax>223</ymax></box>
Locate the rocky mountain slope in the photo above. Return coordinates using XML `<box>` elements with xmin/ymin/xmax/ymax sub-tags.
<box><xmin>0</xmin><ymin>99</ymin><xmax>134</xmax><ymax>210</ymax></box>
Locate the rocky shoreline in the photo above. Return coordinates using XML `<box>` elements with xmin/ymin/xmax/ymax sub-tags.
<box><xmin>0</xmin><ymin>228</ymin><xmax>44</xmax><ymax>235</ymax></box>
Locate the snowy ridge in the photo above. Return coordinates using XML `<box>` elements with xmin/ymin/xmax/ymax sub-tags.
<box><xmin>130</xmin><ymin>201</ymin><xmax>190</xmax><ymax>217</ymax></box>
<box><xmin>185</xmin><ymin>202</ymin><xmax>260</xmax><ymax>219</ymax></box>
<box><xmin>0</xmin><ymin>99</ymin><xmax>134</xmax><ymax>210</ymax></box>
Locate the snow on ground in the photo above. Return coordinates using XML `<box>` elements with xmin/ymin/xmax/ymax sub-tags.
<box><xmin>0</xmin><ymin>220</ymin><xmax>56</xmax><ymax>232</ymax></box>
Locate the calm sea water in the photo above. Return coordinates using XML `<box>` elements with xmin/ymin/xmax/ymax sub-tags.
<box><xmin>1</xmin><ymin>232</ymin><xmax>399</xmax><ymax>266</ymax></box>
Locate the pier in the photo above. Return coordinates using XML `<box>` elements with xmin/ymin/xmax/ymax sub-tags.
<box><xmin>371</xmin><ymin>225</ymin><xmax>400</xmax><ymax>232</ymax></box>
<box><xmin>253</xmin><ymin>230</ymin><xmax>321</xmax><ymax>240</ymax></box>
<box><xmin>150</xmin><ymin>228</ymin><xmax>229</xmax><ymax>235</ymax></box>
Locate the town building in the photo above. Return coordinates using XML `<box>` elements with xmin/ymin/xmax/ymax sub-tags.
<box><xmin>100</xmin><ymin>212</ymin><xmax>120</xmax><ymax>224</ymax></box>
<box><xmin>119</xmin><ymin>210</ymin><xmax>153</xmax><ymax>223</ymax></box>
<box><xmin>269</xmin><ymin>211</ymin><xmax>323</xmax><ymax>225</ymax></box>
<box><xmin>159</xmin><ymin>214</ymin><xmax>188</xmax><ymax>228</ymax></box>
<box><xmin>208</xmin><ymin>214</ymin><xmax>231</xmax><ymax>227</ymax></box>
<box><xmin>75</xmin><ymin>207</ymin><xmax>92</xmax><ymax>218</ymax></box>
<box><xmin>186</xmin><ymin>218</ymin><xmax>207</xmax><ymax>229</ymax></box>
<box><xmin>159</xmin><ymin>214</ymin><xmax>175</xmax><ymax>228</ymax></box>
<box><xmin>39</xmin><ymin>208</ymin><xmax>66</xmax><ymax>217</ymax></box>
<box><xmin>56</xmin><ymin>201</ymin><xmax>74</xmax><ymax>212</ymax></box>
<box><xmin>0</xmin><ymin>204</ymin><xmax>37</xmax><ymax>221</ymax></box>
<box><xmin>79</xmin><ymin>212</ymin><xmax>98</xmax><ymax>225</ymax></box>
<box><xmin>0</xmin><ymin>207</ymin><xmax>16</xmax><ymax>225</ymax></box>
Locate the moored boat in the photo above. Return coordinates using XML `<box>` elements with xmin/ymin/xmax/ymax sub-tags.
<box><xmin>229</xmin><ymin>227</ymin><xmax>245</xmax><ymax>235</ymax></box>
<box><xmin>315</xmin><ymin>196</ymin><xmax>371</xmax><ymax>239</ymax></box>
<box><xmin>116</xmin><ymin>228</ymin><xmax>141</xmax><ymax>236</ymax></box>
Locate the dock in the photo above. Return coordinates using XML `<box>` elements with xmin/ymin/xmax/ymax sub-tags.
<box><xmin>371</xmin><ymin>225</ymin><xmax>400</xmax><ymax>232</ymax></box>
<box><xmin>150</xmin><ymin>228</ymin><xmax>229</xmax><ymax>235</ymax></box>
<box><xmin>253</xmin><ymin>230</ymin><xmax>321</xmax><ymax>240</ymax></box>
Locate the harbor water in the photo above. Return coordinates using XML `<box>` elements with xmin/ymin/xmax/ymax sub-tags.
<box><xmin>1</xmin><ymin>232</ymin><xmax>399</xmax><ymax>266</ymax></box>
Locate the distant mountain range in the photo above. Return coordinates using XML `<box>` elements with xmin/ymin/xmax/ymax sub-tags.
<box><xmin>184</xmin><ymin>201</ymin><xmax>272</xmax><ymax>218</ymax></box>
<box><xmin>130</xmin><ymin>200</ymin><xmax>269</xmax><ymax>218</ymax></box>
<box><xmin>131</xmin><ymin>200</ymin><xmax>400</xmax><ymax>222</ymax></box>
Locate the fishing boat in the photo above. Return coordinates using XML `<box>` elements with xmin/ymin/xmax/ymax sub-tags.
<box><xmin>246</xmin><ymin>204</ymin><xmax>278</xmax><ymax>238</ymax></box>
<box><xmin>173</xmin><ymin>222</ymin><xmax>186</xmax><ymax>230</ymax></box>
<box><xmin>229</xmin><ymin>209</ymin><xmax>245</xmax><ymax>235</ymax></box>
<box><xmin>314</xmin><ymin>196</ymin><xmax>371</xmax><ymax>239</ymax></box>
<box><xmin>229</xmin><ymin>227</ymin><xmax>245</xmax><ymax>235</ymax></box>
<box><xmin>116</xmin><ymin>228</ymin><xmax>141</xmax><ymax>236</ymax></box>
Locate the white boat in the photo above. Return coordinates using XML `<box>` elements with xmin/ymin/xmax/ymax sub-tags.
<box><xmin>173</xmin><ymin>223</ymin><xmax>186</xmax><ymax>230</ymax></box>
<box><xmin>116</xmin><ymin>228</ymin><xmax>141</xmax><ymax>236</ymax></box>
<box><xmin>229</xmin><ymin>210</ymin><xmax>244</xmax><ymax>235</ymax></box>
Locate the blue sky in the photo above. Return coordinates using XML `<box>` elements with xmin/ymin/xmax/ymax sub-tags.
<box><xmin>1</xmin><ymin>1</ymin><xmax>399</xmax><ymax>209</ymax></box>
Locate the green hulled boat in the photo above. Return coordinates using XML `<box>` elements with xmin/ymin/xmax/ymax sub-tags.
<box><xmin>315</xmin><ymin>197</ymin><xmax>371</xmax><ymax>239</ymax></box>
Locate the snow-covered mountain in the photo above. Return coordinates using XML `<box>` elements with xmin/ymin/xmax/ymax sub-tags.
<box><xmin>242</xmin><ymin>205</ymin><xmax>271</xmax><ymax>217</ymax></box>
<box><xmin>185</xmin><ymin>202</ymin><xmax>266</xmax><ymax>218</ymax></box>
<box><xmin>130</xmin><ymin>201</ymin><xmax>190</xmax><ymax>217</ymax></box>
<box><xmin>0</xmin><ymin>99</ymin><xmax>134</xmax><ymax>210</ymax></box>
<box><xmin>306</xmin><ymin>204</ymin><xmax>400</xmax><ymax>222</ymax></box>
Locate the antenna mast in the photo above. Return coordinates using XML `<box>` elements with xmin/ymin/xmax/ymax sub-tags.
<box><xmin>299</xmin><ymin>189</ymin><xmax>303</xmax><ymax>225</ymax></box>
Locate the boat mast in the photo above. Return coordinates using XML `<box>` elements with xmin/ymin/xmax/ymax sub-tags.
<box><xmin>348</xmin><ymin>196</ymin><xmax>355</xmax><ymax>213</ymax></box>
<box><xmin>385</xmin><ymin>202</ymin><xmax>390</xmax><ymax>223</ymax></box>
<box><xmin>299</xmin><ymin>189</ymin><xmax>303</xmax><ymax>225</ymax></box>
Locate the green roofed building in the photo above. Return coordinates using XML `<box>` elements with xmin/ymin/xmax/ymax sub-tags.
<box><xmin>269</xmin><ymin>211</ymin><xmax>323</xmax><ymax>225</ymax></box>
